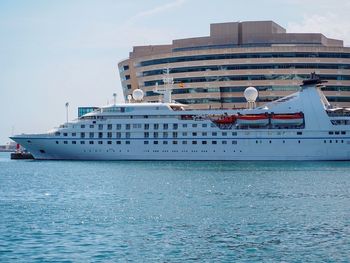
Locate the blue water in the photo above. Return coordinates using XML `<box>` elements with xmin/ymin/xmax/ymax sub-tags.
<box><xmin>0</xmin><ymin>152</ymin><xmax>350</xmax><ymax>262</ymax></box>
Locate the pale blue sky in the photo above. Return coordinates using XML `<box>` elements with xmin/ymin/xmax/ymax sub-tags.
<box><xmin>1</xmin><ymin>0</ymin><xmax>349</xmax><ymax>144</ymax></box>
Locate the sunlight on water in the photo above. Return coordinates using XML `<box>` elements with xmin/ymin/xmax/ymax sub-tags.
<box><xmin>0</xmin><ymin>152</ymin><xmax>350</xmax><ymax>262</ymax></box>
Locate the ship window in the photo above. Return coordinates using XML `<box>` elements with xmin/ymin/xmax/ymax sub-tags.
<box><xmin>192</xmin><ymin>124</ymin><xmax>197</xmax><ymax>128</ymax></box>
<box><xmin>232</xmin><ymin>141</ymin><xmax>237</xmax><ymax>144</ymax></box>
<box><xmin>63</xmin><ymin>133</ymin><xmax>68</xmax><ymax>136</ymax></box>
<box><xmin>335</xmin><ymin>131</ymin><xmax>340</xmax><ymax>135</ymax></box>
<box><xmin>329</xmin><ymin>131</ymin><xmax>334</xmax><ymax>135</ymax></box>
<box><xmin>108</xmin><ymin>132</ymin><xmax>113</xmax><ymax>138</ymax></box>
<box><xmin>182</xmin><ymin>124</ymin><xmax>187</xmax><ymax>128</ymax></box>
<box><xmin>40</xmin><ymin>150</ymin><xmax>45</xmax><ymax>153</ymax></box>
<box><xmin>256</xmin><ymin>140</ymin><xmax>258</xmax><ymax>144</ymax></box>
<box><xmin>232</xmin><ymin>132</ymin><xmax>237</xmax><ymax>136</ymax></box>
<box><xmin>298</xmin><ymin>140</ymin><xmax>301</xmax><ymax>144</ymax></box>
<box><xmin>341</xmin><ymin>140</ymin><xmax>344</xmax><ymax>143</ymax></box>
<box><xmin>202</xmin><ymin>124</ymin><xmax>207</xmax><ymax>128</ymax></box>
<box><xmin>283</xmin><ymin>140</ymin><xmax>285</xmax><ymax>144</ymax></box>
<box><xmin>98</xmin><ymin>124</ymin><xmax>103</xmax><ymax>130</ymax></box>
<box><xmin>55</xmin><ymin>132</ymin><xmax>60</xmax><ymax>136</ymax></box>
<box><xmin>80</xmin><ymin>132</ymin><xmax>85</xmax><ymax>138</ymax></box>
<box><xmin>329</xmin><ymin>140</ymin><xmax>332</xmax><ymax>143</ymax></box>
<box><xmin>324</xmin><ymin>140</ymin><xmax>326</xmax><ymax>143</ymax></box>
<box><xmin>154</xmin><ymin>124</ymin><xmax>159</xmax><ymax>130</ymax></box>
<box><xmin>153</xmin><ymin>132</ymin><xmax>158</xmax><ymax>138</ymax></box>
<box><xmin>116</xmin><ymin>124</ymin><xmax>121</xmax><ymax>130</ymax></box>
<box><xmin>192</xmin><ymin>141</ymin><xmax>197</xmax><ymax>144</ymax></box>
<box><xmin>336</xmin><ymin>140</ymin><xmax>338</xmax><ymax>143</ymax></box>
<box><xmin>144</xmin><ymin>124</ymin><xmax>149</xmax><ymax>130</ymax></box>
<box><xmin>89</xmin><ymin>132</ymin><xmax>94</xmax><ymax>138</ymax></box>
<box><xmin>202</xmin><ymin>141</ymin><xmax>207</xmax><ymax>144</ymax></box>
<box><xmin>212</xmin><ymin>141</ymin><xmax>217</xmax><ymax>144</ymax></box>
<box><xmin>72</xmin><ymin>141</ymin><xmax>76</xmax><ymax>144</ymax></box>
<box><xmin>173</xmin><ymin>124</ymin><xmax>178</xmax><ymax>130</ymax></box>
<box><xmin>89</xmin><ymin>141</ymin><xmax>94</xmax><ymax>144</ymax></box>
<box><xmin>182</xmin><ymin>141</ymin><xmax>187</xmax><ymax>144</ymax></box>
<box><xmin>116</xmin><ymin>132</ymin><xmax>121</xmax><ymax>138</ymax></box>
<box><xmin>173</xmin><ymin>141</ymin><xmax>178</xmax><ymax>145</ymax></box>
<box><xmin>297</xmin><ymin>132</ymin><xmax>302</xmax><ymax>135</ymax></box>
<box><xmin>80</xmin><ymin>141</ymin><xmax>85</xmax><ymax>144</ymax></box>
<box><xmin>202</xmin><ymin>132</ymin><xmax>207</xmax><ymax>136</ymax></box>
<box><xmin>222</xmin><ymin>132</ymin><xmax>227</xmax><ymax>136</ymax></box>
<box><xmin>212</xmin><ymin>132</ymin><xmax>217</xmax><ymax>136</ymax></box>
<box><xmin>107</xmin><ymin>141</ymin><xmax>112</xmax><ymax>144</ymax></box>
<box><xmin>222</xmin><ymin>141</ymin><xmax>227</xmax><ymax>144</ymax></box>
<box><xmin>163</xmin><ymin>141</ymin><xmax>168</xmax><ymax>145</ymax></box>
<box><xmin>192</xmin><ymin>132</ymin><xmax>197</xmax><ymax>136</ymax></box>
<box><xmin>116</xmin><ymin>141</ymin><xmax>121</xmax><ymax>144</ymax></box>
<box><xmin>72</xmin><ymin>133</ymin><xmax>76</xmax><ymax>137</ymax></box>
<box><xmin>90</xmin><ymin>125</ymin><xmax>94</xmax><ymax>128</ymax></box>
<box><xmin>98</xmin><ymin>141</ymin><xmax>103</xmax><ymax>144</ymax></box>
<box><xmin>126</xmin><ymin>124</ymin><xmax>130</xmax><ymax>130</ymax></box>
<box><xmin>144</xmin><ymin>141</ymin><xmax>149</xmax><ymax>144</ymax></box>
<box><xmin>81</xmin><ymin>125</ymin><xmax>85</xmax><ymax>128</ymax></box>
<box><xmin>269</xmin><ymin>140</ymin><xmax>272</xmax><ymax>144</ymax></box>
<box><xmin>163</xmin><ymin>124</ymin><xmax>168</xmax><ymax>130</ymax></box>
<box><xmin>144</xmin><ymin>132</ymin><xmax>149</xmax><ymax>138</ymax></box>
<box><xmin>56</xmin><ymin>141</ymin><xmax>59</xmax><ymax>144</ymax></box>
<box><xmin>154</xmin><ymin>141</ymin><xmax>158</xmax><ymax>145</ymax></box>
<box><xmin>125</xmin><ymin>141</ymin><xmax>130</xmax><ymax>144</ymax></box>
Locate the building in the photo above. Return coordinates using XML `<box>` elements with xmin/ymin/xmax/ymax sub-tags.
<box><xmin>118</xmin><ymin>21</ymin><xmax>350</xmax><ymax>109</ymax></box>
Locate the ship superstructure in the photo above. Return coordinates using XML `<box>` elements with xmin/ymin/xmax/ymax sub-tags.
<box><xmin>11</xmin><ymin>74</ymin><xmax>350</xmax><ymax>160</ymax></box>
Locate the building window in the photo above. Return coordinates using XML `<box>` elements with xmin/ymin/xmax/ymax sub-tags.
<box><xmin>107</xmin><ymin>124</ymin><xmax>112</xmax><ymax>130</ymax></box>
<box><xmin>89</xmin><ymin>132</ymin><xmax>94</xmax><ymax>138</ymax></box>
<box><xmin>202</xmin><ymin>132</ymin><xmax>207</xmax><ymax>136</ymax></box>
<box><xmin>116</xmin><ymin>124</ymin><xmax>121</xmax><ymax>130</ymax></box>
<box><xmin>72</xmin><ymin>133</ymin><xmax>76</xmax><ymax>137</ymax></box>
<box><xmin>222</xmin><ymin>132</ymin><xmax>227</xmax><ymax>136</ymax></box>
<box><xmin>163</xmin><ymin>141</ymin><xmax>168</xmax><ymax>145</ymax></box>
<box><xmin>98</xmin><ymin>124</ymin><xmax>103</xmax><ymax>130</ymax></box>
<box><xmin>107</xmin><ymin>141</ymin><xmax>112</xmax><ymax>144</ymax></box>
<box><xmin>116</xmin><ymin>132</ymin><xmax>121</xmax><ymax>138</ymax></box>
<box><xmin>144</xmin><ymin>132</ymin><xmax>149</xmax><ymax>138</ymax></box>
<box><xmin>126</xmin><ymin>132</ymin><xmax>130</xmax><ymax>138</ymax></box>
<box><xmin>297</xmin><ymin>132</ymin><xmax>302</xmax><ymax>135</ymax></box>
<box><xmin>89</xmin><ymin>141</ymin><xmax>94</xmax><ymax>144</ymax></box>
<box><xmin>80</xmin><ymin>132</ymin><xmax>85</xmax><ymax>138</ymax></box>
<box><xmin>125</xmin><ymin>141</ymin><xmax>130</xmax><ymax>144</ymax></box>
<box><xmin>173</xmin><ymin>124</ymin><xmax>178</xmax><ymax>130</ymax></box>
<box><xmin>154</xmin><ymin>141</ymin><xmax>158</xmax><ymax>144</ymax></box>
<box><xmin>182</xmin><ymin>132</ymin><xmax>188</xmax><ymax>136</ymax></box>
<box><xmin>202</xmin><ymin>124</ymin><xmax>207</xmax><ymax>128</ymax></box>
<box><xmin>212</xmin><ymin>141</ymin><xmax>217</xmax><ymax>144</ymax></box>
<box><xmin>232</xmin><ymin>132</ymin><xmax>237</xmax><ymax>136</ymax></box>
<box><xmin>182</xmin><ymin>124</ymin><xmax>187</xmax><ymax>128</ymax></box>
<box><xmin>144</xmin><ymin>124</ymin><xmax>149</xmax><ymax>130</ymax></box>
<box><xmin>98</xmin><ymin>132</ymin><xmax>103</xmax><ymax>138</ymax></box>
<box><xmin>182</xmin><ymin>141</ymin><xmax>187</xmax><ymax>145</ymax></box>
<box><xmin>153</xmin><ymin>132</ymin><xmax>158</xmax><ymax>138</ymax></box>
<box><xmin>202</xmin><ymin>141</ymin><xmax>207</xmax><ymax>144</ymax></box>
<box><xmin>144</xmin><ymin>141</ymin><xmax>149</xmax><ymax>144</ymax></box>
<box><xmin>173</xmin><ymin>141</ymin><xmax>178</xmax><ymax>145</ymax></box>
<box><xmin>222</xmin><ymin>141</ymin><xmax>227</xmax><ymax>144</ymax></box>
<box><xmin>126</xmin><ymin>124</ymin><xmax>130</xmax><ymax>130</ymax></box>
<box><xmin>173</xmin><ymin>132</ymin><xmax>178</xmax><ymax>138</ymax></box>
<box><xmin>64</xmin><ymin>141</ymin><xmax>68</xmax><ymax>144</ymax></box>
<box><xmin>154</xmin><ymin>124</ymin><xmax>159</xmax><ymax>130</ymax></box>
<box><xmin>98</xmin><ymin>141</ymin><xmax>103</xmax><ymax>145</ymax></box>
<box><xmin>81</xmin><ymin>125</ymin><xmax>85</xmax><ymax>128</ymax></box>
<box><xmin>72</xmin><ymin>141</ymin><xmax>76</xmax><ymax>144</ymax></box>
<box><xmin>80</xmin><ymin>141</ymin><xmax>85</xmax><ymax>144</ymax></box>
<box><xmin>90</xmin><ymin>125</ymin><xmax>94</xmax><ymax>128</ymax></box>
<box><xmin>232</xmin><ymin>141</ymin><xmax>237</xmax><ymax>144</ymax></box>
<box><xmin>212</xmin><ymin>132</ymin><xmax>217</xmax><ymax>136</ymax></box>
<box><xmin>192</xmin><ymin>132</ymin><xmax>197</xmax><ymax>136</ymax></box>
<box><xmin>116</xmin><ymin>141</ymin><xmax>121</xmax><ymax>144</ymax></box>
<box><xmin>163</xmin><ymin>132</ymin><xmax>168</xmax><ymax>138</ymax></box>
<box><xmin>163</xmin><ymin>124</ymin><xmax>168</xmax><ymax>130</ymax></box>
<box><xmin>108</xmin><ymin>132</ymin><xmax>113</xmax><ymax>138</ymax></box>
<box><xmin>63</xmin><ymin>133</ymin><xmax>68</xmax><ymax>136</ymax></box>
<box><xmin>192</xmin><ymin>141</ymin><xmax>197</xmax><ymax>144</ymax></box>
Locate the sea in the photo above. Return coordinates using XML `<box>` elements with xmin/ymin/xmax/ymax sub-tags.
<box><xmin>0</xmin><ymin>152</ymin><xmax>350</xmax><ymax>262</ymax></box>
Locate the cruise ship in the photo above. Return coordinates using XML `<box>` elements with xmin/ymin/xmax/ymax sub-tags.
<box><xmin>10</xmin><ymin>74</ymin><xmax>350</xmax><ymax>160</ymax></box>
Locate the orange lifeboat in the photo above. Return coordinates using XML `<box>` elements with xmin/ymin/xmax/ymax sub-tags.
<box><xmin>271</xmin><ymin>112</ymin><xmax>304</xmax><ymax>125</ymax></box>
<box><xmin>237</xmin><ymin>114</ymin><xmax>269</xmax><ymax>126</ymax></box>
<box><xmin>214</xmin><ymin>115</ymin><xmax>237</xmax><ymax>125</ymax></box>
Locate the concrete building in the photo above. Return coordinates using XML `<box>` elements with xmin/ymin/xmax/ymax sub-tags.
<box><xmin>118</xmin><ymin>21</ymin><xmax>350</xmax><ymax>109</ymax></box>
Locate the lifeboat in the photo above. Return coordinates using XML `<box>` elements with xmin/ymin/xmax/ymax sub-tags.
<box><xmin>271</xmin><ymin>112</ymin><xmax>304</xmax><ymax>126</ymax></box>
<box><xmin>237</xmin><ymin>114</ymin><xmax>269</xmax><ymax>126</ymax></box>
<box><xmin>213</xmin><ymin>115</ymin><xmax>237</xmax><ymax>125</ymax></box>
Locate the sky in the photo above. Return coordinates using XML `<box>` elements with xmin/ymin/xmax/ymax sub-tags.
<box><xmin>0</xmin><ymin>0</ymin><xmax>349</xmax><ymax>144</ymax></box>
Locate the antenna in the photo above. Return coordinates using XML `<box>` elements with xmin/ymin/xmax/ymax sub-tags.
<box><xmin>113</xmin><ymin>93</ymin><xmax>117</xmax><ymax>105</ymax></box>
<box><xmin>152</xmin><ymin>68</ymin><xmax>173</xmax><ymax>103</ymax></box>
<box><xmin>65</xmin><ymin>102</ymin><xmax>69</xmax><ymax>123</ymax></box>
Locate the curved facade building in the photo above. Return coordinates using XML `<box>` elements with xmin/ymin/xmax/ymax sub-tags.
<box><xmin>118</xmin><ymin>21</ymin><xmax>350</xmax><ymax>109</ymax></box>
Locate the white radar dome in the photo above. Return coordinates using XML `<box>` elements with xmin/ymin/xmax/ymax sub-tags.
<box><xmin>132</xmin><ymin>89</ymin><xmax>144</xmax><ymax>101</ymax></box>
<box><xmin>244</xmin><ymin>87</ymin><xmax>258</xmax><ymax>102</ymax></box>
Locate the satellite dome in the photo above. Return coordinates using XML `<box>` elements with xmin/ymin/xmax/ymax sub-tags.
<box><xmin>132</xmin><ymin>89</ymin><xmax>144</xmax><ymax>101</ymax></box>
<box><xmin>244</xmin><ymin>87</ymin><xmax>258</xmax><ymax>102</ymax></box>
